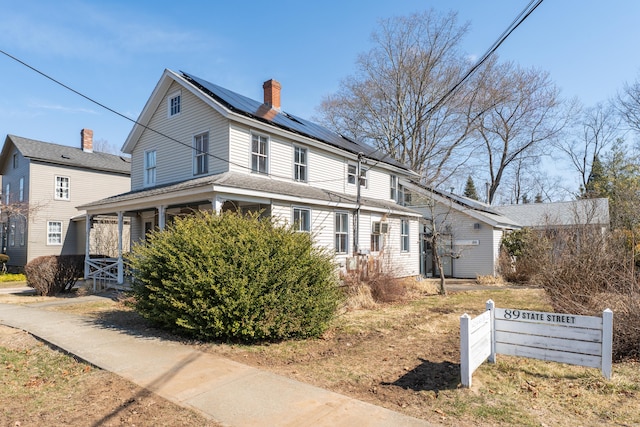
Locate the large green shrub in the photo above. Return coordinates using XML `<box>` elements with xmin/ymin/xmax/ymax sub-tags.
<box><xmin>127</xmin><ymin>211</ymin><xmax>343</xmax><ymax>342</ymax></box>
<box><xmin>24</xmin><ymin>255</ymin><xmax>85</xmax><ymax>296</ymax></box>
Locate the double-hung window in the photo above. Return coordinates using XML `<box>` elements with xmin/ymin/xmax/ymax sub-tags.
<box><xmin>47</xmin><ymin>221</ymin><xmax>62</xmax><ymax>245</ymax></box>
<box><xmin>294</xmin><ymin>146</ymin><xmax>307</xmax><ymax>182</ymax></box>
<box><xmin>293</xmin><ymin>207</ymin><xmax>311</xmax><ymax>232</ymax></box>
<box><xmin>168</xmin><ymin>91</ymin><xmax>181</xmax><ymax>117</ymax></box>
<box><xmin>251</xmin><ymin>134</ymin><xmax>268</xmax><ymax>174</ymax></box>
<box><xmin>347</xmin><ymin>164</ymin><xmax>367</xmax><ymax>187</ymax></box>
<box><xmin>390</xmin><ymin>175</ymin><xmax>398</xmax><ymax>201</ymax></box>
<box><xmin>144</xmin><ymin>150</ymin><xmax>156</xmax><ymax>186</ymax></box>
<box><xmin>400</xmin><ymin>219</ymin><xmax>410</xmax><ymax>252</ymax></box>
<box><xmin>4</xmin><ymin>183</ymin><xmax>9</xmax><ymax>205</ymax></box>
<box><xmin>19</xmin><ymin>177</ymin><xmax>24</xmax><ymax>202</ymax></box>
<box><xmin>193</xmin><ymin>132</ymin><xmax>209</xmax><ymax>175</ymax></box>
<box><xmin>55</xmin><ymin>176</ymin><xmax>70</xmax><ymax>200</ymax></box>
<box><xmin>335</xmin><ymin>212</ymin><xmax>349</xmax><ymax>254</ymax></box>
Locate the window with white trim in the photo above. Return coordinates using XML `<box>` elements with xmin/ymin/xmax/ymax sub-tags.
<box><xmin>371</xmin><ymin>233</ymin><xmax>381</xmax><ymax>252</ymax></box>
<box><xmin>390</xmin><ymin>175</ymin><xmax>398</xmax><ymax>201</ymax></box>
<box><xmin>193</xmin><ymin>132</ymin><xmax>209</xmax><ymax>175</ymax></box>
<box><xmin>294</xmin><ymin>146</ymin><xmax>307</xmax><ymax>182</ymax></box>
<box><xmin>4</xmin><ymin>183</ymin><xmax>9</xmax><ymax>205</ymax></box>
<box><xmin>347</xmin><ymin>164</ymin><xmax>367</xmax><ymax>187</ymax></box>
<box><xmin>400</xmin><ymin>219</ymin><xmax>410</xmax><ymax>252</ymax></box>
<box><xmin>144</xmin><ymin>150</ymin><xmax>156</xmax><ymax>186</ymax></box>
<box><xmin>293</xmin><ymin>207</ymin><xmax>311</xmax><ymax>232</ymax></box>
<box><xmin>168</xmin><ymin>91</ymin><xmax>181</xmax><ymax>117</ymax></box>
<box><xmin>19</xmin><ymin>177</ymin><xmax>24</xmax><ymax>202</ymax></box>
<box><xmin>47</xmin><ymin>221</ymin><xmax>62</xmax><ymax>245</ymax></box>
<box><xmin>335</xmin><ymin>212</ymin><xmax>349</xmax><ymax>254</ymax></box>
<box><xmin>55</xmin><ymin>176</ymin><xmax>70</xmax><ymax>200</ymax></box>
<box><xmin>251</xmin><ymin>134</ymin><xmax>268</xmax><ymax>174</ymax></box>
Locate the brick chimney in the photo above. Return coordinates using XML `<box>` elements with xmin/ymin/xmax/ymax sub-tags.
<box><xmin>262</xmin><ymin>79</ymin><xmax>281</xmax><ymax>110</ymax></box>
<box><xmin>81</xmin><ymin>128</ymin><xmax>93</xmax><ymax>153</ymax></box>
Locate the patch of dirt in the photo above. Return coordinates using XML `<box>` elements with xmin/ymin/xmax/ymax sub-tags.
<box><xmin>0</xmin><ymin>326</ymin><xmax>220</xmax><ymax>427</ymax></box>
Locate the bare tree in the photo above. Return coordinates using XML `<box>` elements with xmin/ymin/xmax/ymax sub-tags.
<box><xmin>316</xmin><ymin>10</ymin><xmax>482</xmax><ymax>185</ymax></box>
<box><xmin>471</xmin><ymin>60</ymin><xmax>566</xmax><ymax>204</ymax></box>
<box><xmin>617</xmin><ymin>74</ymin><xmax>640</xmax><ymax>134</ymax></box>
<box><xmin>557</xmin><ymin>103</ymin><xmax>620</xmax><ymax>194</ymax></box>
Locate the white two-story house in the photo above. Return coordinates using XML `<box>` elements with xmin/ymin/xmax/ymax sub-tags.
<box><xmin>79</xmin><ymin>69</ymin><xmax>422</xmax><ymax>285</ymax></box>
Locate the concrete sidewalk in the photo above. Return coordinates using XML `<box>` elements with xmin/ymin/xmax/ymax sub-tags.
<box><xmin>0</xmin><ymin>300</ymin><xmax>431</xmax><ymax>426</ymax></box>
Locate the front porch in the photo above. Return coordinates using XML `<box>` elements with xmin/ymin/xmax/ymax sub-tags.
<box><xmin>83</xmin><ymin>196</ymin><xmax>271</xmax><ymax>289</ymax></box>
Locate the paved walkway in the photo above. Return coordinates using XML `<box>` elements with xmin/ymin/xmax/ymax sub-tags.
<box><xmin>0</xmin><ymin>292</ymin><xmax>431</xmax><ymax>427</ymax></box>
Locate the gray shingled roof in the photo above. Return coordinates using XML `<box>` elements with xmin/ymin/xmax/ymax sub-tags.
<box><xmin>80</xmin><ymin>171</ymin><xmax>419</xmax><ymax>215</ymax></box>
<box><xmin>6</xmin><ymin>135</ymin><xmax>130</xmax><ymax>175</ymax></box>
<box><xmin>494</xmin><ymin>198</ymin><xmax>610</xmax><ymax>228</ymax></box>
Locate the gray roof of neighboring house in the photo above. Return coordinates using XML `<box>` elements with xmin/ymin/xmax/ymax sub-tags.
<box><xmin>80</xmin><ymin>171</ymin><xmax>420</xmax><ymax>215</ymax></box>
<box><xmin>4</xmin><ymin>135</ymin><xmax>131</xmax><ymax>175</ymax></box>
<box><xmin>181</xmin><ymin>71</ymin><xmax>413</xmax><ymax>173</ymax></box>
<box><xmin>493</xmin><ymin>198</ymin><xmax>610</xmax><ymax>228</ymax></box>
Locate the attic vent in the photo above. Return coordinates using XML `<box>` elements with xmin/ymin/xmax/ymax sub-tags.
<box><xmin>473</xmin><ymin>223</ymin><xmax>481</xmax><ymax>230</ymax></box>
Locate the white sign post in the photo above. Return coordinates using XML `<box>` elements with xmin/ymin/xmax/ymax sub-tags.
<box><xmin>460</xmin><ymin>300</ymin><xmax>613</xmax><ymax>387</ymax></box>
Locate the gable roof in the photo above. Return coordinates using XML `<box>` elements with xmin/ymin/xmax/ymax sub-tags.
<box><xmin>122</xmin><ymin>69</ymin><xmax>413</xmax><ymax>174</ymax></box>
<box><xmin>2</xmin><ymin>135</ymin><xmax>131</xmax><ymax>175</ymax></box>
<box><xmin>493</xmin><ymin>198</ymin><xmax>610</xmax><ymax>228</ymax></box>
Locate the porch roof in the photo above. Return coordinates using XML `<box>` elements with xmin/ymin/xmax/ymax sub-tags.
<box><xmin>78</xmin><ymin>171</ymin><xmax>421</xmax><ymax>217</ymax></box>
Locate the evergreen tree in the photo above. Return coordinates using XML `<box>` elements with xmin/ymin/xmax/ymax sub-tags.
<box><xmin>583</xmin><ymin>154</ymin><xmax>606</xmax><ymax>198</ymax></box>
<box><xmin>463</xmin><ymin>175</ymin><xmax>479</xmax><ymax>200</ymax></box>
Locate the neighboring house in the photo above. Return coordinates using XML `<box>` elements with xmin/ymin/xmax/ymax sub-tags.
<box><xmin>79</xmin><ymin>69</ymin><xmax>423</xmax><ymax>285</ymax></box>
<box><xmin>493</xmin><ymin>198</ymin><xmax>610</xmax><ymax>232</ymax></box>
<box><xmin>402</xmin><ymin>183</ymin><xmax>520</xmax><ymax>279</ymax></box>
<box><xmin>0</xmin><ymin>131</ymin><xmax>131</xmax><ymax>269</ymax></box>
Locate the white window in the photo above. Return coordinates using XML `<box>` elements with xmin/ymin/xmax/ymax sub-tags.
<box><xmin>8</xmin><ymin>220</ymin><xmax>15</xmax><ymax>247</ymax></box>
<box><xmin>371</xmin><ymin>233</ymin><xmax>381</xmax><ymax>252</ymax></box>
<box><xmin>401</xmin><ymin>219</ymin><xmax>410</xmax><ymax>252</ymax></box>
<box><xmin>390</xmin><ymin>175</ymin><xmax>398</xmax><ymax>201</ymax></box>
<box><xmin>19</xmin><ymin>177</ymin><xmax>24</xmax><ymax>202</ymax></box>
<box><xmin>47</xmin><ymin>221</ymin><xmax>62</xmax><ymax>245</ymax></box>
<box><xmin>335</xmin><ymin>212</ymin><xmax>349</xmax><ymax>254</ymax></box>
<box><xmin>4</xmin><ymin>183</ymin><xmax>9</xmax><ymax>205</ymax></box>
<box><xmin>193</xmin><ymin>132</ymin><xmax>209</xmax><ymax>175</ymax></box>
<box><xmin>168</xmin><ymin>91</ymin><xmax>181</xmax><ymax>117</ymax></box>
<box><xmin>251</xmin><ymin>134</ymin><xmax>268</xmax><ymax>174</ymax></box>
<box><xmin>293</xmin><ymin>207</ymin><xmax>311</xmax><ymax>232</ymax></box>
<box><xmin>144</xmin><ymin>150</ymin><xmax>156</xmax><ymax>186</ymax></box>
<box><xmin>347</xmin><ymin>164</ymin><xmax>367</xmax><ymax>187</ymax></box>
<box><xmin>294</xmin><ymin>146</ymin><xmax>307</xmax><ymax>182</ymax></box>
<box><xmin>55</xmin><ymin>176</ymin><xmax>70</xmax><ymax>200</ymax></box>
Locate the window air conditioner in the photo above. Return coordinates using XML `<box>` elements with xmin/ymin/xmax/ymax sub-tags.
<box><xmin>372</xmin><ymin>221</ymin><xmax>389</xmax><ymax>234</ymax></box>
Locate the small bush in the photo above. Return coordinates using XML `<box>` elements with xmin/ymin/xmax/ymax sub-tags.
<box><xmin>127</xmin><ymin>211</ymin><xmax>343</xmax><ymax>342</ymax></box>
<box><xmin>24</xmin><ymin>255</ymin><xmax>85</xmax><ymax>296</ymax></box>
<box><xmin>341</xmin><ymin>256</ymin><xmax>407</xmax><ymax>309</ymax></box>
<box><xmin>0</xmin><ymin>273</ymin><xmax>26</xmax><ymax>283</ymax></box>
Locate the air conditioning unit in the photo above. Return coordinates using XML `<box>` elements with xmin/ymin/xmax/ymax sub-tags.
<box><xmin>372</xmin><ymin>221</ymin><xmax>389</xmax><ymax>234</ymax></box>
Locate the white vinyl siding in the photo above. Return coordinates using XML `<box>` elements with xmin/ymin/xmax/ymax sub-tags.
<box><xmin>130</xmin><ymin>81</ymin><xmax>228</xmax><ymax>190</ymax></box>
<box><xmin>55</xmin><ymin>176</ymin><xmax>70</xmax><ymax>200</ymax></box>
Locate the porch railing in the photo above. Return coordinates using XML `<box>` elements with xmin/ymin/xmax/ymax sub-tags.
<box><xmin>86</xmin><ymin>257</ymin><xmax>126</xmax><ymax>291</ymax></box>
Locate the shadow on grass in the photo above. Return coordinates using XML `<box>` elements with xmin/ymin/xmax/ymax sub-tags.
<box><xmin>382</xmin><ymin>358</ymin><xmax>460</xmax><ymax>392</ymax></box>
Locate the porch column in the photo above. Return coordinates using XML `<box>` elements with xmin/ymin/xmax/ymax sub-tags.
<box><xmin>117</xmin><ymin>211</ymin><xmax>124</xmax><ymax>284</ymax></box>
<box><xmin>84</xmin><ymin>214</ymin><xmax>92</xmax><ymax>279</ymax></box>
<box><xmin>158</xmin><ymin>205</ymin><xmax>167</xmax><ymax>230</ymax></box>
<box><xmin>213</xmin><ymin>196</ymin><xmax>224</xmax><ymax>214</ymax></box>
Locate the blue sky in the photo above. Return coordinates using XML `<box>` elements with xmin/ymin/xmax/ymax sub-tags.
<box><xmin>1</xmin><ymin>0</ymin><xmax>639</xmax><ymax>153</ymax></box>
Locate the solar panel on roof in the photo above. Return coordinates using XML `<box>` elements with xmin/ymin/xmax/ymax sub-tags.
<box><xmin>181</xmin><ymin>71</ymin><xmax>411</xmax><ymax>171</ymax></box>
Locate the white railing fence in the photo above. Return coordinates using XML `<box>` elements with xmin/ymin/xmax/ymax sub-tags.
<box><xmin>85</xmin><ymin>257</ymin><xmax>120</xmax><ymax>291</ymax></box>
<box><xmin>460</xmin><ymin>299</ymin><xmax>613</xmax><ymax>387</ymax></box>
